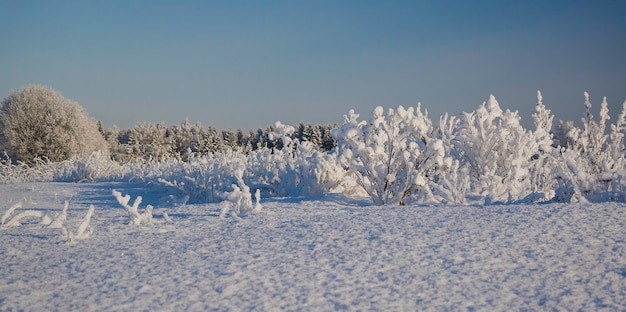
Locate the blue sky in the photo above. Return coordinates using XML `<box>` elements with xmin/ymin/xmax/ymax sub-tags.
<box><xmin>1</xmin><ymin>1</ymin><xmax>625</xmax><ymax>130</ymax></box>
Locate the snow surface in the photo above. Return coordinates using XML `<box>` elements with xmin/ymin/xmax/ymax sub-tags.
<box><xmin>1</xmin><ymin>182</ymin><xmax>625</xmax><ymax>311</ymax></box>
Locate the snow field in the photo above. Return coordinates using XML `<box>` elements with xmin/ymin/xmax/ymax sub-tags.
<box><xmin>1</xmin><ymin>183</ymin><xmax>625</xmax><ymax>311</ymax></box>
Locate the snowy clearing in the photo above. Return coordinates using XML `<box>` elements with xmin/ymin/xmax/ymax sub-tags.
<box><xmin>1</xmin><ymin>182</ymin><xmax>625</xmax><ymax>311</ymax></box>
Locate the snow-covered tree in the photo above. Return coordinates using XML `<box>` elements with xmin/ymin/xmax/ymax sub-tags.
<box><xmin>222</xmin><ymin>129</ymin><xmax>238</xmax><ymax>148</ymax></box>
<box><xmin>127</xmin><ymin>122</ymin><xmax>172</xmax><ymax>160</ymax></box>
<box><xmin>0</xmin><ymin>85</ymin><xmax>109</xmax><ymax>163</ymax></box>
<box><xmin>333</xmin><ymin>105</ymin><xmax>449</xmax><ymax>205</ymax></box>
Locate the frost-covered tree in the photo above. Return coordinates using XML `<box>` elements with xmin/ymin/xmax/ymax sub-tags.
<box><xmin>126</xmin><ymin>122</ymin><xmax>172</xmax><ymax>160</ymax></box>
<box><xmin>166</xmin><ymin>119</ymin><xmax>195</xmax><ymax>158</ymax></box>
<box><xmin>102</xmin><ymin>126</ymin><xmax>132</xmax><ymax>163</ymax></box>
<box><xmin>222</xmin><ymin>129</ymin><xmax>237</xmax><ymax>148</ymax></box>
<box><xmin>0</xmin><ymin>85</ymin><xmax>108</xmax><ymax>163</ymax></box>
<box><xmin>320</xmin><ymin>124</ymin><xmax>337</xmax><ymax>151</ymax></box>
<box><xmin>333</xmin><ymin>105</ymin><xmax>449</xmax><ymax>205</ymax></box>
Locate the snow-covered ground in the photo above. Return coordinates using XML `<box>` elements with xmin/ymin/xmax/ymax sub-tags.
<box><xmin>1</xmin><ymin>182</ymin><xmax>625</xmax><ymax>311</ymax></box>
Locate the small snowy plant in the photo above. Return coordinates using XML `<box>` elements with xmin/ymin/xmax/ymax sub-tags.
<box><xmin>47</xmin><ymin>201</ymin><xmax>69</xmax><ymax>228</ymax></box>
<box><xmin>4</xmin><ymin>210</ymin><xmax>43</xmax><ymax>227</ymax></box>
<box><xmin>220</xmin><ymin>164</ymin><xmax>262</xmax><ymax>218</ymax></box>
<box><xmin>112</xmin><ymin>190</ymin><xmax>154</xmax><ymax>225</ymax></box>
<box><xmin>1</xmin><ymin>200</ymin><xmax>95</xmax><ymax>243</ymax></box>
<box><xmin>1</xmin><ymin>200</ymin><xmax>47</xmax><ymax>227</ymax></box>
<box><xmin>62</xmin><ymin>205</ymin><xmax>95</xmax><ymax>244</ymax></box>
<box><xmin>333</xmin><ymin>105</ymin><xmax>449</xmax><ymax>205</ymax></box>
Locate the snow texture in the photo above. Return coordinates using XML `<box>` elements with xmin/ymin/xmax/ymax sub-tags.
<box><xmin>1</xmin><ymin>182</ymin><xmax>625</xmax><ymax>311</ymax></box>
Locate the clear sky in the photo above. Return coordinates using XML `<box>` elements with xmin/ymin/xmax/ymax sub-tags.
<box><xmin>1</xmin><ymin>0</ymin><xmax>625</xmax><ymax>131</ymax></box>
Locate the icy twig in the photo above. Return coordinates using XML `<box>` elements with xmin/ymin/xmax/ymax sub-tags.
<box><xmin>48</xmin><ymin>201</ymin><xmax>69</xmax><ymax>229</ymax></box>
<box><xmin>39</xmin><ymin>213</ymin><xmax>53</xmax><ymax>226</ymax></box>
<box><xmin>1</xmin><ymin>202</ymin><xmax>23</xmax><ymax>225</ymax></box>
<box><xmin>5</xmin><ymin>210</ymin><xmax>44</xmax><ymax>227</ymax></box>
<box><xmin>254</xmin><ymin>189</ymin><xmax>262</xmax><ymax>212</ymax></box>
<box><xmin>112</xmin><ymin>190</ymin><xmax>153</xmax><ymax>225</ymax></box>
<box><xmin>162</xmin><ymin>212</ymin><xmax>173</xmax><ymax>223</ymax></box>
<box><xmin>76</xmin><ymin>205</ymin><xmax>95</xmax><ymax>238</ymax></box>
<box><xmin>63</xmin><ymin>205</ymin><xmax>96</xmax><ymax>244</ymax></box>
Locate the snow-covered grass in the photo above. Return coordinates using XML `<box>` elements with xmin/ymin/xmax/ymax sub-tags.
<box><xmin>1</xmin><ymin>182</ymin><xmax>624</xmax><ymax>310</ymax></box>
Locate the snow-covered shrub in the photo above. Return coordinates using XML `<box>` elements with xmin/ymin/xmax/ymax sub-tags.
<box><xmin>103</xmin><ymin>126</ymin><xmax>134</xmax><ymax>163</ymax></box>
<box><xmin>0</xmin><ymin>85</ymin><xmax>109</xmax><ymax>163</ymax></box>
<box><xmin>219</xmin><ymin>164</ymin><xmax>262</xmax><ymax>219</ymax></box>
<box><xmin>150</xmin><ymin>151</ymin><xmax>247</xmax><ymax>203</ymax></box>
<box><xmin>53</xmin><ymin>151</ymin><xmax>130</xmax><ymax>182</ymax></box>
<box><xmin>553</xmin><ymin>93</ymin><xmax>626</xmax><ymax>201</ymax></box>
<box><xmin>526</xmin><ymin>91</ymin><xmax>558</xmax><ymax>201</ymax></box>
<box><xmin>244</xmin><ymin>122</ymin><xmax>346</xmax><ymax>197</ymax></box>
<box><xmin>333</xmin><ymin>105</ymin><xmax>449</xmax><ymax>205</ymax></box>
<box><xmin>420</xmin><ymin>113</ymin><xmax>469</xmax><ymax>204</ymax></box>
<box><xmin>293</xmin><ymin>142</ymin><xmax>348</xmax><ymax>195</ymax></box>
<box><xmin>1</xmin><ymin>200</ymin><xmax>95</xmax><ymax>243</ymax></box>
<box><xmin>453</xmin><ymin>95</ymin><xmax>548</xmax><ymax>203</ymax></box>
<box><xmin>147</xmin><ymin>122</ymin><xmax>345</xmax><ymax>204</ymax></box>
<box><xmin>0</xmin><ymin>155</ymin><xmax>55</xmax><ymax>184</ymax></box>
<box><xmin>427</xmin><ymin>158</ymin><xmax>470</xmax><ymax>204</ymax></box>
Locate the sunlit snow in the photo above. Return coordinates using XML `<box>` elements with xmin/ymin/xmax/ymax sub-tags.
<box><xmin>1</xmin><ymin>182</ymin><xmax>624</xmax><ymax>310</ymax></box>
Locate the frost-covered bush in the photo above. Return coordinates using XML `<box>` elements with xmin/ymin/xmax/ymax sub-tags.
<box><xmin>333</xmin><ymin>105</ymin><xmax>449</xmax><ymax>205</ymax></box>
<box><xmin>2</xmin><ymin>87</ymin><xmax>625</xmax><ymax>206</ymax></box>
<box><xmin>0</xmin><ymin>155</ymin><xmax>55</xmax><ymax>184</ymax></box>
<box><xmin>0</xmin><ymin>85</ymin><xmax>109</xmax><ymax>163</ymax></box>
<box><xmin>453</xmin><ymin>95</ymin><xmax>549</xmax><ymax>203</ymax></box>
<box><xmin>420</xmin><ymin>113</ymin><xmax>469</xmax><ymax>204</ymax></box>
<box><xmin>425</xmin><ymin>92</ymin><xmax>558</xmax><ymax>204</ymax></box>
<box><xmin>527</xmin><ymin>91</ymin><xmax>558</xmax><ymax>201</ymax></box>
<box><xmin>219</xmin><ymin>163</ymin><xmax>262</xmax><ymax>219</ymax></box>
<box><xmin>147</xmin><ymin>151</ymin><xmax>246</xmax><ymax>203</ymax></box>
<box><xmin>244</xmin><ymin>122</ymin><xmax>346</xmax><ymax>197</ymax></box>
<box><xmin>148</xmin><ymin>143</ymin><xmax>346</xmax><ymax>204</ymax></box>
<box><xmin>53</xmin><ymin>151</ymin><xmax>130</xmax><ymax>182</ymax></box>
<box><xmin>553</xmin><ymin>93</ymin><xmax>626</xmax><ymax>202</ymax></box>
<box><xmin>137</xmin><ymin>121</ymin><xmax>346</xmax><ymax>204</ymax></box>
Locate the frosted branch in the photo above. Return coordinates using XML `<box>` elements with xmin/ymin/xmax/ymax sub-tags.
<box><xmin>1</xmin><ymin>202</ymin><xmax>23</xmax><ymax>225</ymax></box>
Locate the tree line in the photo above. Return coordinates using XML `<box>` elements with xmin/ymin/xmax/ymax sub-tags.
<box><xmin>101</xmin><ymin>120</ymin><xmax>337</xmax><ymax>162</ymax></box>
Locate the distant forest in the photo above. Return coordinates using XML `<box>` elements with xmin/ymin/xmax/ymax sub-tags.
<box><xmin>100</xmin><ymin>120</ymin><xmax>338</xmax><ymax>162</ymax></box>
